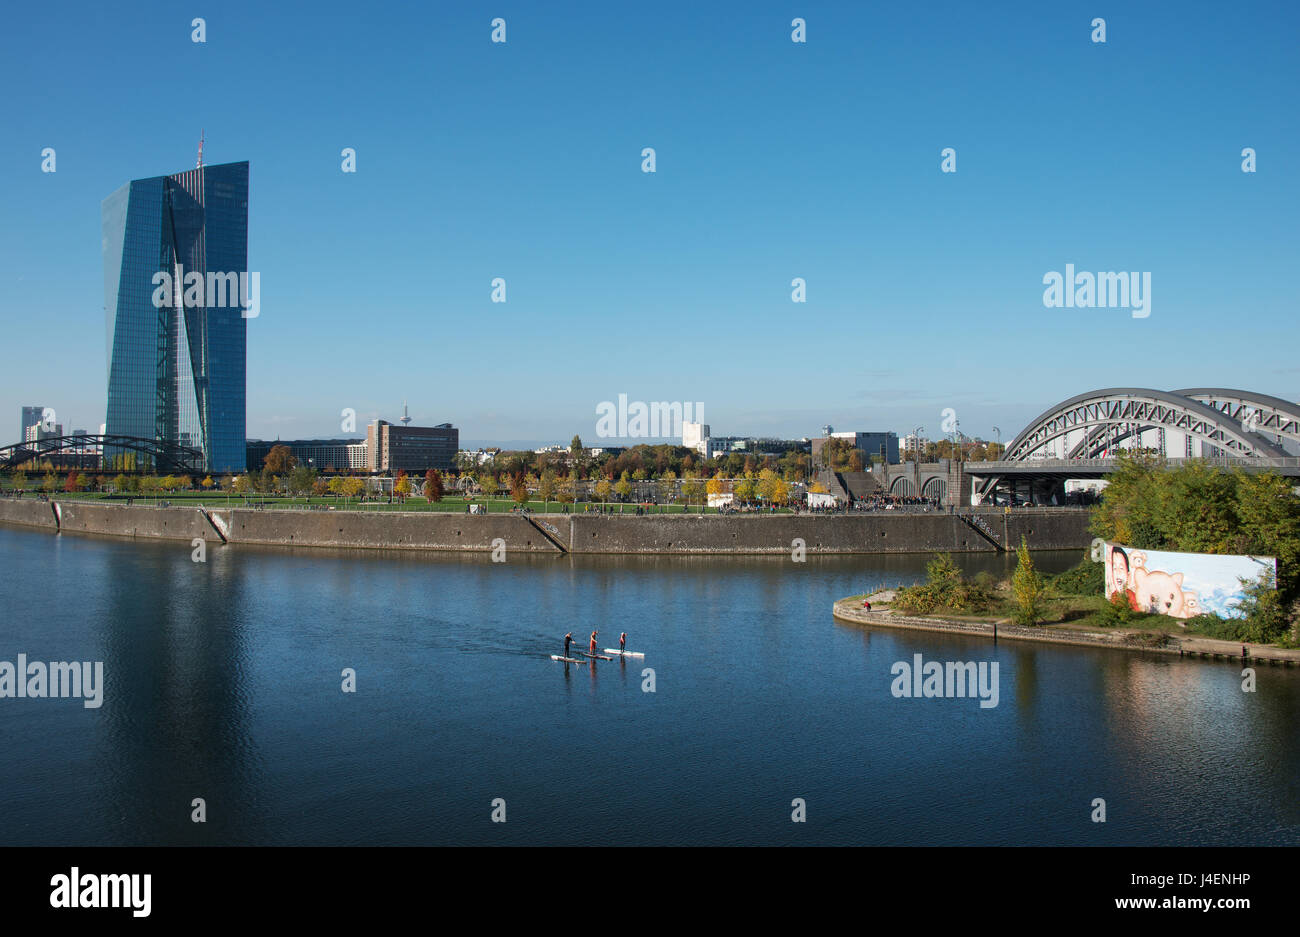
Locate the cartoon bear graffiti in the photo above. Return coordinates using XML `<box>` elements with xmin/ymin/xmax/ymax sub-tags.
<box><xmin>1131</xmin><ymin>566</ymin><xmax>1200</xmax><ymax>621</ymax></box>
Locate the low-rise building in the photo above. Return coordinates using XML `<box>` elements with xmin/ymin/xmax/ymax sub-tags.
<box><xmin>812</xmin><ymin>431</ymin><xmax>900</xmax><ymax>465</ymax></box>
<box><xmin>246</xmin><ymin>438</ymin><xmax>366</xmax><ymax>473</ymax></box>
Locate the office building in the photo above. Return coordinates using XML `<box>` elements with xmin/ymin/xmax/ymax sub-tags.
<box><xmin>24</xmin><ymin>421</ymin><xmax>63</xmax><ymax>451</ymax></box>
<box><xmin>367</xmin><ymin>419</ymin><xmax>458</xmax><ymax>473</ymax></box>
<box><xmin>812</xmin><ymin>431</ymin><xmax>900</xmax><ymax>465</ymax></box>
<box><xmin>682</xmin><ymin>421</ymin><xmax>710</xmax><ymax>457</ymax></box>
<box><xmin>102</xmin><ymin>159</ymin><xmax>249</xmax><ymax>472</ymax></box>
<box><xmin>246</xmin><ymin>439</ymin><xmax>369</xmax><ymax>473</ymax></box>
<box><xmin>20</xmin><ymin>406</ymin><xmax>45</xmax><ymax>442</ymax></box>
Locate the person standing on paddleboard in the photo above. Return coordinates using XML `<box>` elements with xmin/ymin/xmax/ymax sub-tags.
<box><xmin>619</xmin><ymin>632</ymin><xmax>627</xmax><ymax>653</ymax></box>
<box><xmin>564</xmin><ymin>631</ymin><xmax>574</xmax><ymax>659</ymax></box>
<box><xmin>589</xmin><ymin>630</ymin><xmax>599</xmax><ymax>657</ymax></box>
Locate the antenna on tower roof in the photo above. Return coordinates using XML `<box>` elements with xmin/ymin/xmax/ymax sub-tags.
<box><xmin>401</xmin><ymin>400</ymin><xmax>412</xmax><ymax>426</ymax></box>
<box><xmin>197</xmin><ymin>130</ymin><xmax>205</xmax><ymax>169</ymax></box>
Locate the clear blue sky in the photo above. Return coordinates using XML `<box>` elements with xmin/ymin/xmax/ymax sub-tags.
<box><xmin>1</xmin><ymin>0</ymin><xmax>1296</xmax><ymax>447</ymax></box>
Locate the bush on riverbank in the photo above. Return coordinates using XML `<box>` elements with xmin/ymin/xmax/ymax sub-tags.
<box><xmin>1096</xmin><ymin>591</ymin><xmax>1136</xmax><ymax>627</ymax></box>
<box><xmin>1088</xmin><ymin>452</ymin><xmax>1300</xmax><ymax>616</ymax></box>
<box><xmin>891</xmin><ymin>549</ymin><xmax>1181</xmax><ymax>632</ymax></box>
<box><xmin>1011</xmin><ymin>536</ymin><xmax>1046</xmax><ymax>625</ymax></box>
<box><xmin>894</xmin><ymin>553</ymin><xmax>995</xmax><ymax>615</ymax></box>
<box><xmin>1181</xmin><ymin>572</ymin><xmax>1297</xmax><ymax>646</ymax></box>
<box><xmin>1045</xmin><ymin>553</ymin><xmax>1105</xmax><ymax>596</ymax></box>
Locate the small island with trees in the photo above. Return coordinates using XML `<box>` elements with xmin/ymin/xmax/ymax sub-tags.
<box><xmin>836</xmin><ymin>453</ymin><xmax>1300</xmax><ymax>658</ymax></box>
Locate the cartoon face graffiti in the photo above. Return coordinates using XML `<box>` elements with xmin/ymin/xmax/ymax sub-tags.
<box><xmin>1132</xmin><ymin>567</ymin><xmax>1198</xmax><ymax>619</ymax></box>
<box><xmin>1109</xmin><ymin>547</ymin><xmax>1131</xmax><ymax>593</ymax></box>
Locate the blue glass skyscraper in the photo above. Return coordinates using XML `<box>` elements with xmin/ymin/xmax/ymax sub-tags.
<box><xmin>102</xmin><ymin>160</ymin><xmax>248</xmax><ymax>473</ymax></box>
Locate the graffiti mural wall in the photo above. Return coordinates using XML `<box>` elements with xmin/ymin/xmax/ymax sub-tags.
<box><xmin>1104</xmin><ymin>542</ymin><xmax>1276</xmax><ymax>620</ymax></box>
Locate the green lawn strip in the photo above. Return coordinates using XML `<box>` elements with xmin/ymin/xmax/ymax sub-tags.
<box><xmin>879</xmin><ymin>591</ymin><xmax>1184</xmax><ymax>638</ymax></box>
<box><xmin>22</xmin><ymin>491</ymin><xmax>725</xmax><ymax>514</ymax></box>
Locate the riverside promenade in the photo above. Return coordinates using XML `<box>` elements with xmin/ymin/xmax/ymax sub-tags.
<box><xmin>833</xmin><ymin>593</ymin><xmax>1300</xmax><ymax>665</ymax></box>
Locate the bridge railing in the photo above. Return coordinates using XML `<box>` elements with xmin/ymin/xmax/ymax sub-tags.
<box><xmin>970</xmin><ymin>456</ymin><xmax>1300</xmax><ymax>471</ymax></box>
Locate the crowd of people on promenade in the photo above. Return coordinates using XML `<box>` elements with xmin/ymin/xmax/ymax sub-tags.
<box><xmin>791</xmin><ymin>494</ymin><xmax>940</xmax><ymax>515</ymax></box>
<box><xmin>716</xmin><ymin>502</ymin><xmax>783</xmax><ymax>514</ymax></box>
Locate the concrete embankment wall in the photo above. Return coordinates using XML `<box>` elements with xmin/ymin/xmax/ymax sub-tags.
<box><xmin>832</xmin><ymin>598</ymin><xmax>1158</xmax><ymax>652</ymax></box>
<box><xmin>53</xmin><ymin>501</ymin><xmax>228</xmax><ymax>542</ymax></box>
<box><xmin>0</xmin><ymin>499</ymin><xmax>559</xmax><ymax>552</ymax></box>
<box><xmin>0</xmin><ymin>499</ymin><xmax>1091</xmax><ymax>555</ymax></box>
<box><xmin>225</xmin><ymin>509</ymin><xmax>560</xmax><ymax>552</ymax></box>
<box><xmin>563</xmin><ymin>510</ymin><xmax>1090</xmax><ymax>554</ymax></box>
<box><xmin>972</xmin><ymin>511</ymin><xmax>1097</xmax><ymax>553</ymax></box>
<box><xmin>0</xmin><ymin>499</ymin><xmax>59</xmax><ymax>530</ymax></box>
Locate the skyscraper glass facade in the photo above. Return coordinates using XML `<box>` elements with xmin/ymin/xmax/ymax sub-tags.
<box><xmin>103</xmin><ymin>161</ymin><xmax>248</xmax><ymax>473</ymax></box>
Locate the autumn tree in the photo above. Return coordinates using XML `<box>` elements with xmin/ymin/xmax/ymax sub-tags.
<box><xmin>425</xmin><ymin>468</ymin><xmax>444</xmax><ymax>503</ymax></box>
<box><xmin>263</xmin><ymin>444</ymin><xmax>297</xmax><ymax>475</ymax></box>
<box><xmin>1012</xmin><ymin>535</ymin><xmax>1046</xmax><ymax>626</ymax></box>
<box><xmin>288</xmin><ymin>466</ymin><xmax>317</xmax><ymax>496</ymax></box>
<box><xmin>538</xmin><ymin>470</ymin><xmax>557</xmax><ymax>507</ymax></box>
<box><xmin>656</xmin><ymin>470</ymin><xmax>677</xmax><ymax>504</ymax></box>
<box><xmin>614</xmin><ymin>470</ymin><xmax>632</xmax><ymax>501</ymax></box>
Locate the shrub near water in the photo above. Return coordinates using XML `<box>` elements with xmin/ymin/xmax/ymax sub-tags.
<box><xmin>1011</xmin><ymin>536</ymin><xmax>1046</xmax><ymax>626</ymax></box>
<box><xmin>1047</xmin><ymin>554</ymin><xmax>1104</xmax><ymax>596</ymax></box>
<box><xmin>895</xmin><ymin>553</ymin><xmax>994</xmax><ymax>615</ymax></box>
<box><xmin>1097</xmin><ymin>590</ymin><xmax>1135</xmax><ymax>627</ymax></box>
<box><xmin>1185</xmin><ymin>572</ymin><xmax>1292</xmax><ymax>645</ymax></box>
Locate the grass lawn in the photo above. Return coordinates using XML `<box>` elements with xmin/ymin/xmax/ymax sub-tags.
<box><xmin>881</xmin><ymin>588</ymin><xmax>1186</xmax><ymax>638</ymax></box>
<box><xmin>17</xmin><ymin>490</ymin><xmax>723</xmax><ymax>514</ymax></box>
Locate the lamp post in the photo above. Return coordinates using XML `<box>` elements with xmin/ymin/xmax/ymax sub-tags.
<box><xmin>952</xmin><ymin>421</ymin><xmax>962</xmax><ymax>511</ymax></box>
<box><xmin>911</xmin><ymin>425</ymin><xmax>923</xmax><ymax>499</ymax></box>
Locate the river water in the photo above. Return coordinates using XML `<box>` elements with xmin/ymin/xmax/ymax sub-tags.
<box><xmin>1</xmin><ymin>525</ymin><xmax>1296</xmax><ymax>846</ymax></box>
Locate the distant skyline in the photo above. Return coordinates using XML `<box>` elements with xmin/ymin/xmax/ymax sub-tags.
<box><xmin>2</xmin><ymin>1</ymin><xmax>1297</xmax><ymax>448</ymax></box>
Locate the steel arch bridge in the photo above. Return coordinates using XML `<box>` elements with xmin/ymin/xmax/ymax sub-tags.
<box><xmin>1172</xmin><ymin>388</ymin><xmax>1300</xmax><ymax>449</ymax></box>
<box><xmin>1001</xmin><ymin>388</ymin><xmax>1290</xmax><ymax>463</ymax></box>
<box><xmin>0</xmin><ymin>435</ymin><xmax>206</xmax><ymax>473</ymax></box>
<box><xmin>970</xmin><ymin>388</ymin><xmax>1300</xmax><ymax>505</ymax></box>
